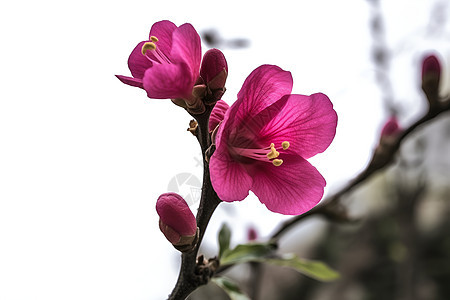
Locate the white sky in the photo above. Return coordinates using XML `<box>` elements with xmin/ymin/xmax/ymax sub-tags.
<box><xmin>0</xmin><ymin>0</ymin><xmax>449</xmax><ymax>299</ymax></box>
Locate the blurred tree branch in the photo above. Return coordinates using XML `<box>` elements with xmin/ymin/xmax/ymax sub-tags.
<box><xmin>271</xmin><ymin>97</ymin><xmax>450</xmax><ymax>242</ymax></box>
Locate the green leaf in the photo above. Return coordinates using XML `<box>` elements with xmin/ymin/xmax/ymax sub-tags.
<box><xmin>220</xmin><ymin>242</ymin><xmax>277</xmax><ymax>266</ymax></box>
<box><xmin>265</xmin><ymin>255</ymin><xmax>340</xmax><ymax>282</ymax></box>
<box><xmin>218</xmin><ymin>223</ymin><xmax>231</xmax><ymax>259</ymax></box>
<box><xmin>218</xmin><ymin>241</ymin><xmax>338</xmax><ymax>282</ymax></box>
<box><xmin>212</xmin><ymin>277</ymin><xmax>250</xmax><ymax>300</ymax></box>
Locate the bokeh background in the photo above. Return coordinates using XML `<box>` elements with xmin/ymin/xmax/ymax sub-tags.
<box><xmin>1</xmin><ymin>0</ymin><xmax>449</xmax><ymax>299</ymax></box>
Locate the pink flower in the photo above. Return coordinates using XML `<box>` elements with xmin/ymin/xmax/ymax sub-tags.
<box><xmin>116</xmin><ymin>20</ymin><xmax>201</xmax><ymax>102</ymax></box>
<box><xmin>156</xmin><ymin>192</ymin><xmax>198</xmax><ymax>249</ymax></box>
<box><xmin>209</xmin><ymin>65</ymin><xmax>337</xmax><ymax>215</ymax></box>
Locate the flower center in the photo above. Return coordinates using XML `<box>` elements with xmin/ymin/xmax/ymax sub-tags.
<box><xmin>141</xmin><ymin>36</ymin><xmax>171</xmax><ymax>64</ymax></box>
<box><xmin>231</xmin><ymin>141</ymin><xmax>290</xmax><ymax>167</ymax></box>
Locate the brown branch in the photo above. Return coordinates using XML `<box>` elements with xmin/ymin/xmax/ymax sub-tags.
<box><xmin>270</xmin><ymin>98</ymin><xmax>450</xmax><ymax>242</ymax></box>
<box><xmin>167</xmin><ymin>106</ymin><xmax>222</xmax><ymax>300</ymax></box>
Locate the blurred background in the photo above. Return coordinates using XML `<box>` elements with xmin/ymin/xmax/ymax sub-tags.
<box><xmin>0</xmin><ymin>0</ymin><xmax>449</xmax><ymax>299</ymax></box>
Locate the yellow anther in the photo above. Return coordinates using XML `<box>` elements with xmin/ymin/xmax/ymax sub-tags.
<box><xmin>272</xmin><ymin>159</ymin><xmax>283</xmax><ymax>166</ymax></box>
<box><xmin>267</xmin><ymin>149</ymin><xmax>279</xmax><ymax>159</ymax></box>
<box><xmin>282</xmin><ymin>141</ymin><xmax>290</xmax><ymax>150</ymax></box>
<box><xmin>150</xmin><ymin>36</ymin><xmax>159</xmax><ymax>42</ymax></box>
<box><xmin>141</xmin><ymin>42</ymin><xmax>156</xmax><ymax>55</ymax></box>
<box><xmin>266</xmin><ymin>143</ymin><xmax>279</xmax><ymax>159</ymax></box>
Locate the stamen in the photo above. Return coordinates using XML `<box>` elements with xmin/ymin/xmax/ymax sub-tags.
<box><xmin>140</xmin><ymin>40</ymin><xmax>171</xmax><ymax>65</ymax></box>
<box><xmin>266</xmin><ymin>143</ymin><xmax>280</xmax><ymax>159</ymax></box>
<box><xmin>141</xmin><ymin>42</ymin><xmax>156</xmax><ymax>55</ymax></box>
<box><xmin>231</xmin><ymin>142</ymin><xmax>288</xmax><ymax>167</ymax></box>
<box><xmin>272</xmin><ymin>159</ymin><xmax>283</xmax><ymax>166</ymax></box>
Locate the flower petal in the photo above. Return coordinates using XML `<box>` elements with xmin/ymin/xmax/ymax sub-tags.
<box><xmin>143</xmin><ymin>62</ymin><xmax>193</xmax><ymax>99</ymax></box>
<box><xmin>210</xmin><ymin>150</ymin><xmax>253</xmax><ymax>202</ymax></box>
<box><xmin>234</xmin><ymin>65</ymin><xmax>293</xmax><ymax>122</ymax></box>
<box><xmin>128</xmin><ymin>41</ymin><xmax>153</xmax><ymax>79</ymax></box>
<box><xmin>250</xmin><ymin>153</ymin><xmax>326</xmax><ymax>215</ymax></box>
<box><xmin>171</xmin><ymin>23</ymin><xmax>201</xmax><ymax>81</ymax></box>
<box><xmin>256</xmin><ymin>93</ymin><xmax>337</xmax><ymax>159</ymax></box>
<box><xmin>149</xmin><ymin>20</ymin><xmax>177</xmax><ymax>55</ymax></box>
<box><xmin>215</xmin><ymin>65</ymin><xmax>293</xmax><ymax>152</ymax></box>
<box><xmin>209</xmin><ymin>100</ymin><xmax>229</xmax><ymax>132</ymax></box>
<box><xmin>115</xmin><ymin>75</ymin><xmax>144</xmax><ymax>88</ymax></box>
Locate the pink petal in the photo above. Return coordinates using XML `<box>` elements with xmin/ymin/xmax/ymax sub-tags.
<box><xmin>171</xmin><ymin>23</ymin><xmax>201</xmax><ymax>81</ymax></box>
<box><xmin>209</xmin><ymin>100</ymin><xmax>229</xmax><ymax>132</ymax></box>
<box><xmin>234</xmin><ymin>65</ymin><xmax>293</xmax><ymax>122</ymax></box>
<box><xmin>250</xmin><ymin>153</ymin><xmax>326</xmax><ymax>215</ymax></box>
<box><xmin>143</xmin><ymin>62</ymin><xmax>193</xmax><ymax>99</ymax></box>
<box><xmin>149</xmin><ymin>20</ymin><xmax>177</xmax><ymax>56</ymax></box>
<box><xmin>115</xmin><ymin>75</ymin><xmax>144</xmax><ymax>88</ymax></box>
<box><xmin>256</xmin><ymin>93</ymin><xmax>337</xmax><ymax>159</ymax></box>
<box><xmin>210</xmin><ymin>150</ymin><xmax>253</xmax><ymax>202</ymax></box>
<box><xmin>128</xmin><ymin>41</ymin><xmax>153</xmax><ymax>79</ymax></box>
<box><xmin>215</xmin><ymin>65</ymin><xmax>293</xmax><ymax>153</ymax></box>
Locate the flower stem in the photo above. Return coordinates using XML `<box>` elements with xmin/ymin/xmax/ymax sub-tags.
<box><xmin>168</xmin><ymin>106</ymin><xmax>221</xmax><ymax>300</ymax></box>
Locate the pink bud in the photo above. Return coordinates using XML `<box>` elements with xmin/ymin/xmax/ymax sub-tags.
<box><xmin>156</xmin><ymin>193</ymin><xmax>198</xmax><ymax>250</ymax></box>
<box><xmin>381</xmin><ymin>116</ymin><xmax>401</xmax><ymax>138</ymax></box>
<box><xmin>200</xmin><ymin>48</ymin><xmax>228</xmax><ymax>85</ymax></box>
<box><xmin>421</xmin><ymin>54</ymin><xmax>442</xmax><ymax>109</ymax></box>
<box><xmin>421</xmin><ymin>54</ymin><xmax>441</xmax><ymax>82</ymax></box>
<box><xmin>200</xmin><ymin>49</ymin><xmax>228</xmax><ymax>105</ymax></box>
<box><xmin>247</xmin><ymin>227</ymin><xmax>258</xmax><ymax>241</ymax></box>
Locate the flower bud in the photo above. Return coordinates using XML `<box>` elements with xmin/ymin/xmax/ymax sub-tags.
<box><xmin>421</xmin><ymin>53</ymin><xmax>442</xmax><ymax>110</ymax></box>
<box><xmin>247</xmin><ymin>227</ymin><xmax>258</xmax><ymax>241</ymax></box>
<box><xmin>374</xmin><ymin>116</ymin><xmax>402</xmax><ymax>163</ymax></box>
<box><xmin>422</xmin><ymin>54</ymin><xmax>441</xmax><ymax>82</ymax></box>
<box><xmin>200</xmin><ymin>49</ymin><xmax>228</xmax><ymax>104</ymax></box>
<box><xmin>201</xmin><ymin>49</ymin><xmax>228</xmax><ymax>84</ymax></box>
<box><xmin>156</xmin><ymin>193</ymin><xmax>199</xmax><ymax>252</ymax></box>
<box><xmin>380</xmin><ymin>116</ymin><xmax>401</xmax><ymax>138</ymax></box>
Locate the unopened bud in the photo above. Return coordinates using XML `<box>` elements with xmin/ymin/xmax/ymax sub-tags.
<box><xmin>200</xmin><ymin>49</ymin><xmax>228</xmax><ymax>84</ymax></box>
<box><xmin>380</xmin><ymin>116</ymin><xmax>401</xmax><ymax>138</ymax></box>
<box><xmin>374</xmin><ymin>116</ymin><xmax>402</xmax><ymax>163</ymax></box>
<box><xmin>156</xmin><ymin>193</ymin><xmax>199</xmax><ymax>252</ymax></box>
<box><xmin>422</xmin><ymin>54</ymin><xmax>441</xmax><ymax>82</ymax></box>
<box><xmin>200</xmin><ymin>49</ymin><xmax>228</xmax><ymax>104</ymax></box>
<box><xmin>247</xmin><ymin>227</ymin><xmax>258</xmax><ymax>241</ymax></box>
<box><xmin>421</xmin><ymin>53</ymin><xmax>442</xmax><ymax>110</ymax></box>
<box><xmin>187</xmin><ymin>119</ymin><xmax>198</xmax><ymax>136</ymax></box>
